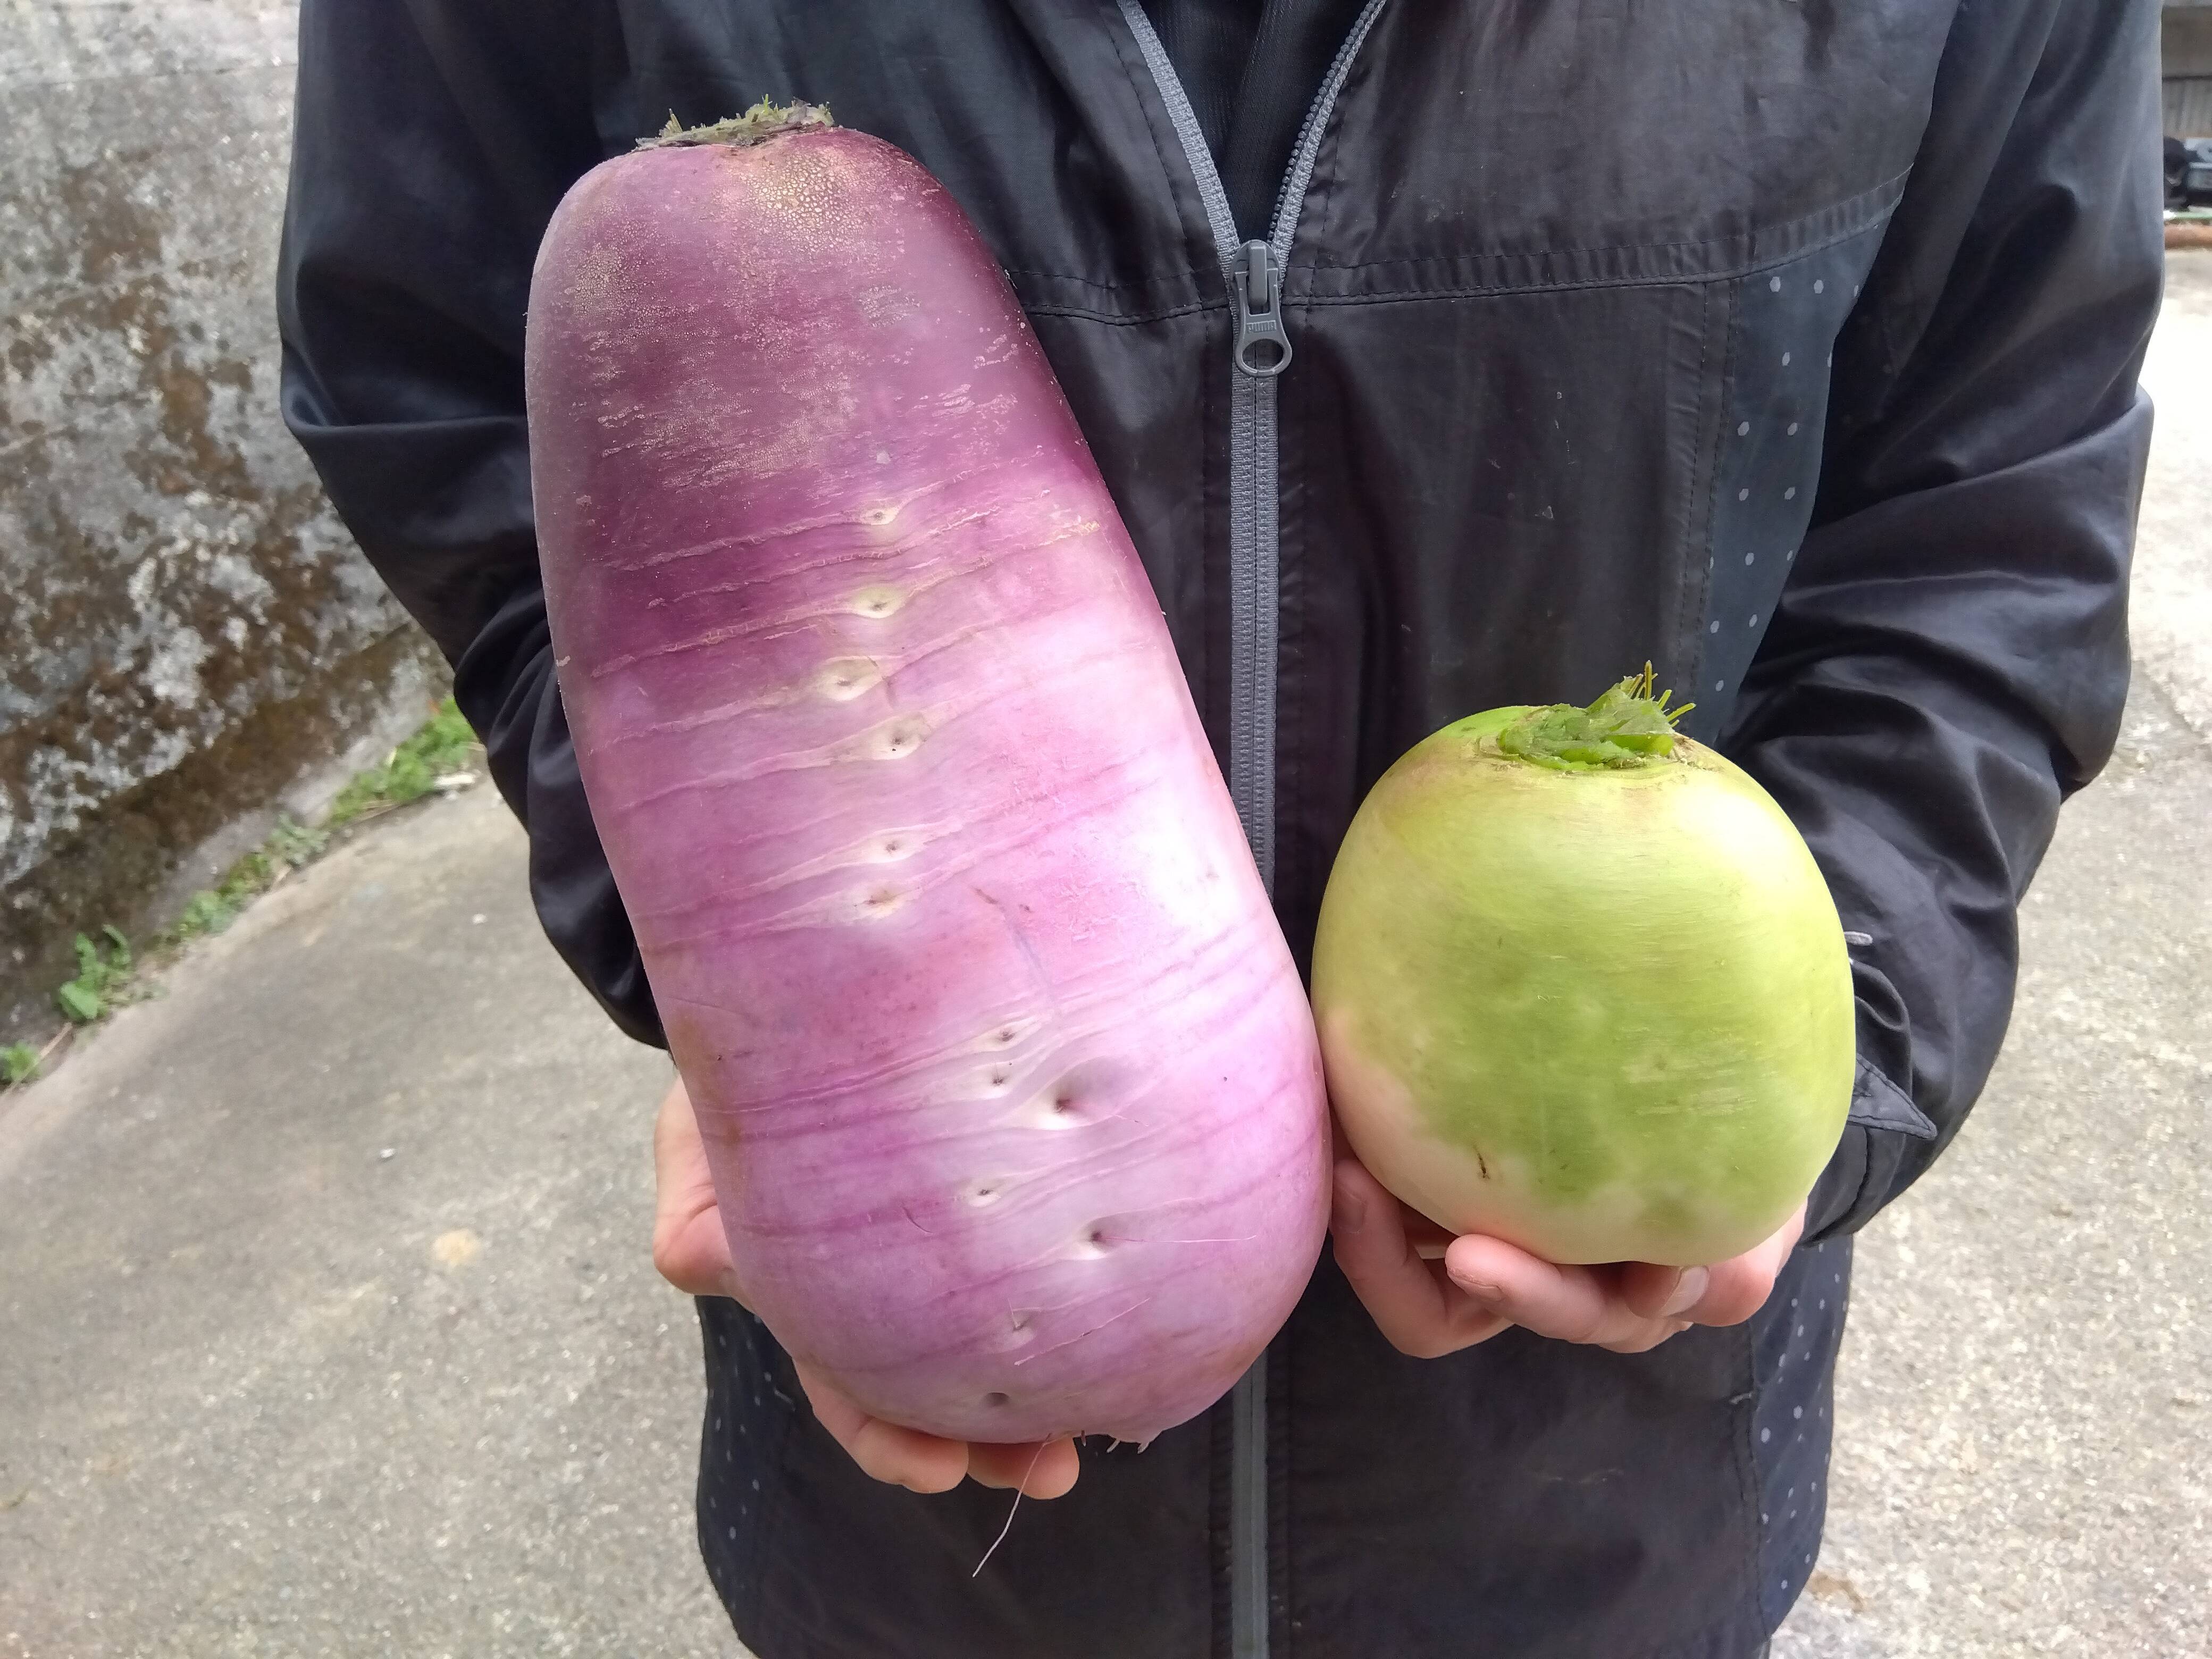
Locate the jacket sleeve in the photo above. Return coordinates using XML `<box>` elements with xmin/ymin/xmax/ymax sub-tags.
<box><xmin>1724</xmin><ymin>0</ymin><xmax>2163</xmax><ymax>1241</ymax></box>
<box><xmin>277</xmin><ymin>1</ymin><xmax>667</xmax><ymax>1045</ymax></box>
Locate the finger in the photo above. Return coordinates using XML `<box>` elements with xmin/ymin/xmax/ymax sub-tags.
<box><xmin>1692</xmin><ymin>1203</ymin><xmax>1807</xmax><ymax>1328</ymax></box>
<box><xmin>968</xmin><ymin>1437</ymin><xmax>1081</xmax><ymax>1499</ymax></box>
<box><xmin>650</xmin><ymin>1077</ymin><xmax>745</xmax><ymax>1302</ymax></box>
<box><xmin>1616</xmin><ymin>1260</ymin><xmax>1703</xmax><ymax>1322</ymax></box>
<box><xmin>1325</xmin><ymin>1124</ymin><xmax>1455</xmax><ymax>1259</ymax></box>
<box><xmin>1331</xmin><ymin>1160</ymin><xmax>1511</xmax><ymax>1359</ymax></box>
<box><xmin>1443</xmin><ymin>1234</ymin><xmax>1664</xmax><ymax>1351</ymax></box>
<box><xmin>793</xmin><ymin>1360</ymin><xmax>969</xmax><ymax>1494</ymax></box>
<box><xmin>1402</xmin><ymin>1210</ymin><xmax>1459</xmax><ymax>1261</ymax></box>
<box><xmin>1618</xmin><ymin>1203</ymin><xmax>1808</xmax><ymax>1327</ymax></box>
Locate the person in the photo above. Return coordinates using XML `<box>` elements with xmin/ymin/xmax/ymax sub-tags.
<box><xmin>276</xmin><ymin>2</ymin><xmax>2161</xmax><ymax>1654</ymax></box>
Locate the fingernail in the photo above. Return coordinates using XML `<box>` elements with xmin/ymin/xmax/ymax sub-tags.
<box><xmin>1330</xmin><ymin>1169</ymin><xmax>1367</xmax><ymax>1234</ymax></box>
<box><xmin>1444</xmin><ymin>1261</ymin><xmax>1503</xmax><ymax>1302</ymax></box>
<box><xmin>1661</xmin><ymin>1267</ymin><xmax>1711</xmax><ymax>1318</ymax></box>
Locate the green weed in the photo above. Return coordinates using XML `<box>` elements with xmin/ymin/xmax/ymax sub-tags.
<box><xmin>29</xmin><ymin>699</ymin><xmax>479</xmax><ymax>1044</ymax></box>
<box><xmin>328</xmin><ymin>702</ymin><xmax>478</xmax><ymax>827</ymax></box>
<box><xmin>56</xmin><ymin>926</ymin><xmax>132</xmax><ymax>1024</ymax></box>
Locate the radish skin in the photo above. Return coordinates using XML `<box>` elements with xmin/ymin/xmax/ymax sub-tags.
<box><xmin>526</xmin><ymin>110</ymin><xmax>1329</xmax><ymax>1444</ymax></box>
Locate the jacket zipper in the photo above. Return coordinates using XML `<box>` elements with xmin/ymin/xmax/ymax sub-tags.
<box><xmin>1113</xmin><ymin>6</ymin><xmax>1393</xmax><ymax>1656</ymax></box>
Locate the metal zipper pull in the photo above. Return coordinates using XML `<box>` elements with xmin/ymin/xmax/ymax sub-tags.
<box><xmin>1231</xmin><ymin>240</ymin><xmax>1293</xmax><ymax>378</ymax></box>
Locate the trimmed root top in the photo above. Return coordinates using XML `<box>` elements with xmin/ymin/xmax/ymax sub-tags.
<box><xmin>640</xmin><ymin>100</ymin><xmax>836</xmax><ymax>149</ymax></box>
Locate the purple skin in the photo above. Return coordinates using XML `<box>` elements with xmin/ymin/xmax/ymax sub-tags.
<box><xmin>526</xmin><ymin>124</ymin><xmax>1330</xmax><ymax>1444</ymax></box>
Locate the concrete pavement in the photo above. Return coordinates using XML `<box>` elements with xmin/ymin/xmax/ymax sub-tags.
<box><xmin>0</xmin><ymin>790</ymin><xmax>733</xmax><ymax>1657</ymax></box>
<box><xmin>4</xmin><ymin>260</ymin><xmax>2211</xmax><ymax>1658</ymax></box>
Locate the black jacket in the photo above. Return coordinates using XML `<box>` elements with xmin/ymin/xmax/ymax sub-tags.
<box><xmin>278</xmin><ymin>3</ymin><xmax>2160</xmax><ymax>1656</ymax></box>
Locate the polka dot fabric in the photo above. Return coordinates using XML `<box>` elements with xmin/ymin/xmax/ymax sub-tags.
<box><xmin>693</xmin><ymin>1296</ymin><xmax>800</xmax><ymax>1636</ymax></box>
<box><xmin>1753</xmin><ymin>1237</ymin><xmax>1854</xmax><ymax>1632</ymax></box>
<box><xmin>1690</xmin><ymin>228</ymin><xmax>1887</xmax><ymax>725</ymax></box>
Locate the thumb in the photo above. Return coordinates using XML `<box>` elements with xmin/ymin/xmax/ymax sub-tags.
<box><xmin>651</xmin><ymin>1075</ymin><xmax>748</xmax><ymax>1303</ymax></box>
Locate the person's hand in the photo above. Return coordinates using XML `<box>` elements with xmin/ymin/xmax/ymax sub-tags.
<box><xmin>1329</xmin><ymin>1156</ymin><xmax>1804</xmax><ymax>1358</ymax></box>
<box><xmin>652</xmin><ymin>1075</ymin><xmax>1079</xmax><ymax>1498</ymax></box>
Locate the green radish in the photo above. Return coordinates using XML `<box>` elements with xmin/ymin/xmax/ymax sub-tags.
<box><xmin>1311</xmin><ymin>669</ymin><xmax>1855</xmax><ymax>1267</ymax></box>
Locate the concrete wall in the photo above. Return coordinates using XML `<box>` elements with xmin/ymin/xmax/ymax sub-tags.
<box><xmin>1</xmin><ymin>1</ymin><xmax>444</xmax><ymax>1037</ymax></box>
